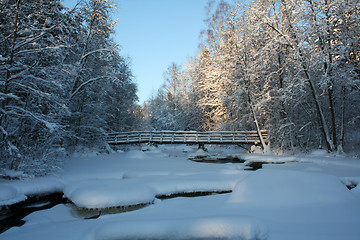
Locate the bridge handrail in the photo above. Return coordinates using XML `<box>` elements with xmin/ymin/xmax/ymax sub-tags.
<box><xmin>106</xmin><ymin>130</ymin><xmax>268</xmax><ymax>145</ymax></box>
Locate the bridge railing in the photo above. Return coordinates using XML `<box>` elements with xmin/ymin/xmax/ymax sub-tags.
<box><xmin>106</xmin><ymin>130</ymin><xmax>268</xmax><ymax>145</ymax></box>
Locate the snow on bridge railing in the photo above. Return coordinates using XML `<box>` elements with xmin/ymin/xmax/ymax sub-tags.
<box><xmin>105</xmin><ymin>130</ymin><xmax>268</xmax><ymax>145</ymax></box>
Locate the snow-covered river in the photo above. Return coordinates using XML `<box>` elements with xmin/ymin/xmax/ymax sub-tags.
<box><xmin>1</xmin><ymin>145</ymin><xmax>360</xmax><ymax>240</ymax></box>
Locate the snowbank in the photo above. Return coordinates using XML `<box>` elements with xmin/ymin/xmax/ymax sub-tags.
<box><xmin>0</xmin><ymin>185</ymin><xmax>27</xmax><ymax>206</ymax></box>
<box><xmin>11</xmin><ymin>177</ymin><xmax>64</xmax><ymax>196</ymax></box>
<box><xmin>0</xmin><ymin>176</ymin><xmax>64</xmax><ymax>206</ymax></box>
<box><xmin>229</xmin><ymin>169</ymin><xmax>354</xmax><ymax>206</ymax></box>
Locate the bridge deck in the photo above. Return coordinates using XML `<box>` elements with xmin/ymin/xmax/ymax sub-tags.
<box><xmin>106</xmin><ymin>130</ymin><xmax>268</xmax><ymax>145</ymax></box>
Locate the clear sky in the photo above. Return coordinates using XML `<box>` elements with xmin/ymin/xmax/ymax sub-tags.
<box><xmin>114</xmin><ymin>0</ymin><xmax>210</xmax><ymax>104</ymax></box>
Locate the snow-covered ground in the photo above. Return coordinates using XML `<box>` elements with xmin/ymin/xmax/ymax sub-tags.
<box><xmin>1</xmin><ymin>145</ymin><xmax>360</xmax><ymax>240</ymax></box>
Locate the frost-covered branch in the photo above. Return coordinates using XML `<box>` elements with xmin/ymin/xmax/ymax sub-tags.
<box><xmin>14</xmin><ymin>25</ymin><xmax>56</xmax><ymax>51</ymax></box>
<box><xmin>5</xmin><ymin>106</ymin><xmax>57</xmax><ymax>132</ymax></box>
<box><xmin>15</xmin><ymin>45</ymin><xmax>68</xmax><ymax>56</ymax></box>
<box><xmin>80</xmin><ymin>48</ymin><xmax>114</xmax><ymax>64</ymax></box>
<box><xmin>69</xmin><ymin>76</ymin><xmax>108</xmax><ymax>100</ymax></box>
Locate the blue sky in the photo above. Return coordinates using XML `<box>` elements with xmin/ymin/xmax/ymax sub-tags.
<box><xmin>115</xmin><ymin>0</ymin><xmax>210</xmax><ymax>103</ymax></box>
<box><xmin>64</xmin><ymin>0</ymin><xmax>211</xmax><ymax>104</ymax></box>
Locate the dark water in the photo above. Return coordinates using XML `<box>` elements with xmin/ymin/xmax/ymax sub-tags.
<box><xmin>156</xmin><ymin>190</ymin><xmax>232</xmax><ymax>200</ymax></box>
<box><xmin>189</xmin><ymin>155</ymin><xmax>245</xmax><ymax>164</ymax></box>
<box><xmin>0</xmin><ymin>192</ymin><xmax>68</xmax><ymax>233</ymax></box>
<box><xmin>188</xmin><ymin>154</ymin><xmax>275</xmax><ymax>170</ymax></box>
<box><xmin>0</xmin><ymin>189</ymin><xmax>234</xmax><ymax>232</ymax></box>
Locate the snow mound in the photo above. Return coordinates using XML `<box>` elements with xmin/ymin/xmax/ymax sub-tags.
<box><xmin>94</xmin><ymin>216</ymin><xmax>268</xmax><ymax>240</ymax></box>
<box><xmin>229</xmin><ymin>169</ymin><xmax>354</xmax><ymax>206</ymax></box>
<box><xmin>63</xmin><ymin>179</ymin><xmax>156</xmax><ymax>209</ymax></box>
<box><xmin>0</xmin><ymin>185</ymin><xmax>27</xmax><ymax>206</ymax></box>
<box><xmin>0</xmin><ymin>177</ymin><xmax>63</xmax><ymax>207</ymax></box>
<box><xmin>23</xmin><ymin>204</ymin><xmax>77</xmax><ymax>226</ymax></box>
<box><xmin>63</xmin><ymin>172</ymin><xmax>243</xmax><ymax>209</ymax></box>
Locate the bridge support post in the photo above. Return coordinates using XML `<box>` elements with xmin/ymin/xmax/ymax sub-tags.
<box><xmin>198</xmin><ymin>143</ymin><xmax>207</xmax><ymax>151</ymax></box>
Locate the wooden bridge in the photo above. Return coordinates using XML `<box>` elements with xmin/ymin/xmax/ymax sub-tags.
<box><xmin>106</xmin><ymin>130</ymin><xmax>268</xmax><ymax>145</ymax></box>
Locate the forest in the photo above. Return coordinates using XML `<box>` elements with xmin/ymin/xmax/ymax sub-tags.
<box><xmin>1</xmin><ymin>0</ymin><xmax>359</xmax><ymax>175</ymax></box>
<box><xmin>0</xmin><ymin>0</ymin><xmax>139</xmax><ymax>174</ymax></box>
<box><xmin>145</xmin><ymin>0</ymin><xmax>359</xmax><ymax>154</ymax></box>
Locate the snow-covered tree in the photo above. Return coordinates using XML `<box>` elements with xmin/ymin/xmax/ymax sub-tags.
<box><xmin>0</xmin><ymin>0</ymin><xmax>140</xmax><ymax>174</ymax></box>
<box><xmin>146</xmin><ymin>63</ymin><xmax>191</xmax><ymax>130</ymax></box>
<box><xmin>66</xmin><ymin>0</ymin><xmax>138</xmax><ymax>148</ymax></box>
<box><xmin>249</xmin><ymin>0</ymin><xmax>360</xmax><ymax>152</ymax></box>
<box><xmin>149</xmin><ymin>0</ymin><xmax>359</xmax><ymax>153</ymax></box>
<box><xmin>0</xmin><ymin>0</ymin><xmax>70</xmax><ymax>171</ymax></box>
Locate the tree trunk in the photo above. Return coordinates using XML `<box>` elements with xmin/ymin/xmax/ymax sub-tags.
<box><xmin>328</xmin><ymin>84</ymin><xmax>337</xmax><ymax>148</ymax></box>
<box><xmin>247</xmin><ymin>92</ymin><xmax>269</xmax><ymax>153</ymax></box>
<box><xmin>337</xmin><ymin>86</ymin><xmax>345</xmax><ymax>153</ymax></box>
<box><xmin>264</xmin><ymin>5</ymin><xmax>335</xmax><ymax>152</ymax></box>
<box><xmin>307</xmin><ymin>0</ymin><xmax>337</xmax><ymax>151</ymax></box>
<box><xmin>277</xmin><ymin>51</ymin><xmax>288</xmax><ymax>119</ymax></box>
<box><xmin>301</xmin><ymin>64</ymin><xmax>335</xmax><ymax>152</ymax></box>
